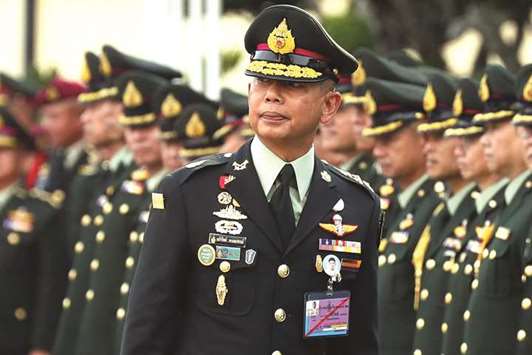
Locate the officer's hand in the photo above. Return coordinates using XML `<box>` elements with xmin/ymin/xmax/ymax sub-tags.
<box><xmin>28</xmin><ymin>349</ymin><xmax>50</xmax><ymax>355</ymax></box>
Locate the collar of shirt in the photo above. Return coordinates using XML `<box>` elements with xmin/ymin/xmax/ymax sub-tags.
<box><xmin>504</xmin><ymin>169</ymin><xmax>532</xmax><ymax>205</ymax></box>
<box><xmin>398</xmin><ymin>174</ymin><xmax>430</xmax><ymax>208</ymax></box>
<box><xmin>0</xmin><ymin>183</ymin><xmax>19</xmax><ymax>211</ymax></box>
<box><xmin>109</xmin><ymin>147</ymin><xmax>133</xmax><ymax>173</ymax></box>
<box><xmin>64</xmin><ymin>140</ymin><xmax>86</xmax><ymax>169</ymax></box>
<box><xmin>146</xmin><ymin>169</ymin><xmax>168</xmax><ymax>192</ymax></box>
<box><xmin>339</xmin><ymin>154</ymin><xmax>363</xmax><ymax>171</ymax></box>
<box><xmin>250</xmin><ymin>137</ymin><xmax>314</xmax><ymax>202</ymax></box>
<box><xmin>446</xmin><ymin>182</ymin><xmax>476</xmax><ymax>216</ymax></box>
<box><xmin>475</xmin><ymin>178</ymin><xmax>509</xmax><ymax>213</ymax></box>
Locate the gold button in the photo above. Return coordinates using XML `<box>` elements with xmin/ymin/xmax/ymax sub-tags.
<box><xmin>68</xmin><ymin>269</ymin><xmax>77</xmax><ymax>281</ymax></box>
<box><xmin>420</xmin><ymin>289</ymin><xmax>429</xmax><ymax>301</ymax></box>
<box><xmin>86</xmin><ymin>289</ymin><xmax>95</xmax><ymax>301</ymax></box>
<box><xmin>387</xmin><ymin>253</ymin><xmax>396</xmax><ymax>264</ymax></box>
<box><xmin>94</xmin><ymin>215</ymin><xmax>104</xmax><ymax>226</ymax></box>
<box><xmin>62</xmin><ymin>298</ymin><xmax>71</xmax><ymax>309</ymax></box>
<box><xmin>277</xmin><ymin>264</ymin><xmax>290</xmax><ymax>278</ymax></box>
<box><xmin>14</xmin><ymin>307</ymin><xmax>27</xmax><ymax>321</ymax></box>
<box><xmin>378</xmin><ymin>255</ymin><xmax>386</xmax><ymax>266</ymax></box>
<box><xmin>522</xmin><ymin>274</ymin><xmax>527</xmax><ymax>283</ymax></box>
<box><xmin>517</xmin><ymin>329</ymin><xmax>527</xmax><ymax>342</ymax></box>
<box><xmin>272</xmin><ymin>351</ymin><xmax>282</xmax><ymax>355</ymax></box>
<box><xmin>525</xmin><ymin>265</ymin><xmax>532</xmax><ymax>277</ymax></box>
<box><xmin>443</xmin><ymin>260</ymin><xmax>453</xmax><ymax>272</ymax></box>
<box><xmin>451</xmin><ymin>263</ymin><xmax>460</xmax><ymax>274</ymax></box>
<box><xmin>482</xmin><ymin>249</ymin><xmax>489</xmax><ymax>258</ymax></box>
<box><xmin>463</xmin><ymin>310</ymin><xmax>470</xmax><ymax>321</ymax></box>
<box><xmin>460</xmin><ymin>342</ymin><xmax>468</xmax><ymax>354</ymax></box>
<box><xmin>522</xmin><ymin>298</ymin><xmax>531</xmax><ymax>310</ymax></box>
<box><xmin>81</xmin><ymin>214</ymin><xmax>91</xmax><ymax>226</ymax></box>
<box><xmin>103</xmin><ymin>202</ymin><xmax>113</xmax><ymax>214</ymax></box>
<box><xmin>74</xmin><ymin>241</ymin><xmax>84</xmax><ymax>254</ymax></box>
<box><xmin>445</xmin><ymin>292</ymin><xmax>453</xmax><ymax>304</ymax></box>
<box><xmin>95</xmin><ymin>231</ymin><xmax>106</xmax><ymax>243</ymax></box>
<box><xmin>413</xmin><ymin>350</ymin><xmax>422</xmax><ymax>355</ymax></box>
<box><xmin>416</xmin><ymin>318</ymin><xmax>425</xmax><ymax>330</ymax></box>
<box><xmin>119</xmin><ymin>203</ymin><xmax>130</xmax><ymax>215</ymax></box>
<box><xmin>125</xmin><ymin>257</ymin><xmax>135</xmax><ymax>269</ymax></box>
<box><xmin>121</xmin><ymin>282</ymin><xmax>130</xmax><ymax>295</ymax></box>
<box><xmin>106</xmin><ymin>186</ymin><xmax>115</xmax><ymax>195</ymax></box>
<box><xmin>219</xmin><ymin>261</ymin><xmax>231</xmax><ymax>273</ymax></box>
<box><xmin>441</xmin><ymin>322</ymin><xmax>448</xmax><ymax>334</ymax></box>
<box><xmin>90</xmin><ymin>259</ymin><xmax>100</xmax><ymax>271</ymax></box>
<box><xmin>471</xmin><ymin>279</ymin><xmax>479</xmax><ymax>290</ymax></box>
<box><xmin>139</xmin><ymin>233</ymin><xmax>145</xmax><ymax>243</ymax></box>
<box><xmin>474</xmin><ymin>260</ymin><xmax>480</xmax><ymax>269</ymax></box>
<box><xmin>489</xmin><ymin>250</ymin><xmax>497</xmax><ymax>260</ymax></box>
<box><xmin>426</xmin><ymin>259</ymin><xmax>436</xmax><ymax>270</ymax></box>
<box><xmin>274</xmin><ymin>308</ymin><xmax>286</xmax><ymax>323</ymax></box>
<box><xmin>130</xmin><ymin>231</ymin><xmax>139</xmax><ymax>243</ymax></box>
<box><xmin>7</xmin><ymin>232</ymin><xmax>20</xmax><ymax>245</ymax></box>
<box><xmin>464</xmin><ymin>264</ymin><xmax>473</xmax><ymax>275</ymax></box>
<box><xmin>116</xmin><ymin>307</ymin><xmax>126</xmax><ymax>320</ymax></box>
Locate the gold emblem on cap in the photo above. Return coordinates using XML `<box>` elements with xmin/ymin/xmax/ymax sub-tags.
<box><xmin>423</xmin><ymin>83</ymin><xmax>437</xmax><ymax>112</ymax></box>
<box><xmin>453</xmin><ymin>89</ymin><xmax>463</xmax><ymax>116</ymax></box>
<box><xmin>46</xmin><ymin>86</ymin><xmax>60</xmax><ymax>101</ymax></box>
<box><xmin>123</xmin><ymin>81</ymin><xmax>143</xmax><ymax>108</ymax></box>
<box><xmin>81</xmin><ymin>58</ymin><xmax>91</xmax><ymax>84</ymax></box>
<box><xmin>161</xmin><ymin>94</ymin><xmax>182</xmax><ymax>118</ymax></box>
<box><xmin>100</xmin><ymin>52</ymin><xmax>112</xmax><ymax>77</ymax></box>
<box><xmin>352</xmin><ymin>61</ymin><xmax>366</xmax><ymax>86</ymax></box>
<box><xmin>267</xmin><ymin>18</ymin><xmax>296</xmax><ymax>55</ymax></box>
<box><xmin>523</xmin><ymin>75</ymin><xmax>532</xmax><ymax>102</ymax></box>
<box><xmin>185</xmin><ymin>112</ymin><xmax>206</xmax><ymax>138</ymax></box>
<box><xmin>479</xmin><ymin>74</ymin><xmax>490</xmax><ymax>102</ymax></box>
<box><xmin>364</xmin><ymin>90</ymin><xmax>377</xmax><ymax>115</ymax></box>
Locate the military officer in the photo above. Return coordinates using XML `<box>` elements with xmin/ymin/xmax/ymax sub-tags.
<box><xmin>411</xmin><ymin>72</ymin><xmax>479</xmax><ymax>355</ymax></box>
<box><xmin>462</xmin><ymin>64</ymin><xmax>532</xmax><ymax>355</ymax></box>
<box><xmin>122</xmin><ymin>5</ymin><xmax>381</xmax><ymax>355</ymax></box>
<box><xmin>0</xmin><ymin>107</ymin><xmax>67</xmax><ymax>355</ymax></box>
<box><xmin>440</xmin><ymin>78</ymin><xmax>508</xmax><ymax>355</ymax></box>
<box><xmin>0</xmin><ymin>72</ymin><xmax>39</xmax><ymax>132</ymax></box>
<box><xmin>511</xmin><ymin>63</ymin><xmax>532</xmax><ymax>355</ymax></box>
<box><xmin>362</xmin><ymin>77</ymin><xmax>440</xmax><ymax>355</ymax></box>
<box><xmin>217</xmin><ymin>88</ymin><xmax>252</xmax><ymax>154</ymax></box>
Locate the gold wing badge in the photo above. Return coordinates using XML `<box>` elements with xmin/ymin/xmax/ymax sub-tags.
<box><xmin>319</xmin><ymin>214</ymin><xmax>358</xmax><ymax>237</ymax></box>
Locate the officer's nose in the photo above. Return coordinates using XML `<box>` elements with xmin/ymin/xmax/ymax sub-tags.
<box><xmin>264</xmin><ymin>81</ymin><xmax>284</xmax><ymax>104</ymax></box>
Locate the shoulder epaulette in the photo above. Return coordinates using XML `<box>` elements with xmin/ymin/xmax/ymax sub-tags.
<box><xmin>28</xmin><ymin>188</ymin><xmax>64</xmax><ymax>209</ymax></box>
<box><xmin>78</xmin><ymin>164</ymin><xmax>98</xmax><ymax>176</ymax></box>
<box><xmin>173</xmin><ymin>153</ymin><xmax>233</xmax><ymax>185</ymax></box>
<box><xmin>321</xmin><ymin>160</ymin><xmax>376</xmax><ymax>196</ymax></box>
<box><xmin>131</xmin><ymin>168</ymin><xmax>150</xmax><ymax>182</ymax></box>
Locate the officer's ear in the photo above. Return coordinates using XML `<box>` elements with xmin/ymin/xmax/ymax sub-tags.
<box><xmin>319</xmin><ymin>81</ymin><xmax>342</xmax><ymax>125</ymax></box>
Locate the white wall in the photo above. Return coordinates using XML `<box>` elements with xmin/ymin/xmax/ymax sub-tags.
<box><xmin>0</xmin><ymin>0</ymin><xmax>26</xmax><ymax>76</ymax></box>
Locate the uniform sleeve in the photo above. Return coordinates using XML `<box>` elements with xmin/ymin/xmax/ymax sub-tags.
<box><xmin>329</xmin><ymin>194</ymin><xmax>380</xmax><ymax>355</ymax></box>
<box><xmin>31</xmin><ymin>212</ymin><xmax>68</xmax><ymax>350</ymax></box>
<box><xmin>120</xmin><ymin>176</ymin><xmax>191</xmax><ymax>355</ymax></box>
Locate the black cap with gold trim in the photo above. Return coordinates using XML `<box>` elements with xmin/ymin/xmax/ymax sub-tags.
<box><xmin>213</xmin><ymin>88</ymin><xmax>249</xmax><ymax>140</ymax></box>
<box><xmin>473</xmin><ymin>64</ymin><xmax>516</xmax><ymax>123</ymax></box>
<box><xmin>174</xmin><ymin>104</ymin><xmax>224</xmax><ymax>159</ymax></box>
<box><xmin>244</xmin><ymin>5</ymin><xmax>357</xmax><ymax>82</ymax></box>
<box><xmin>417</xmin><ymin>72</ymin><xmax>458</xmax><ymax>134</ymax></box>
<box><xmin>153</xmin><ymin>84</ymin><xmax>217</xmax><ymax>141</ymax></box>
<box><xmin>116</xmin><ymin>71</ymin><xmax>168</xmax><ymax>128</ymax></box>
<box><xmin>386</xmin><ymin>49</ymin><xmax>423</xmax><ymax>67</ymax></box>
<box><xmin>78</xmin><ymin>51</ymin><xmax>117</xmax><ymax>104</ymax></box>
<box><xmin>512</xmin><ymin>64</ymin><xmax>532</xmax><ymax>127</ymax></box>
<box><xmin>444</xmin><ymin>78</ymin><xmax>485</xmax><ymax>138</ymax></box>
<box><xmin>0</xmin><ymin>107</ymin><xmax>35</xmax><ymax>150</ymax></box>
<box><xmin>362</xmin><ymin>78</ymin><xmax>425</xmax><ymax>137</ymax></box>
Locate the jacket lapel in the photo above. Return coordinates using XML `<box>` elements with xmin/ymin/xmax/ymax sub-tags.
<box><xmin>223</xmin><ymin>142</ymin><xmax>284</xmax><ymax>253</ymax></box>
<box><xmin>285</xmin><ymin>159</ymin><xmax>339</xmax><ymax>255</ymax></box>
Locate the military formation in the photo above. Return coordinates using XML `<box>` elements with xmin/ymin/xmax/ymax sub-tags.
<box><xmin>0</xmin><ymin>3</ymin><xmax>531</xmax><ymax>355</ymax></box>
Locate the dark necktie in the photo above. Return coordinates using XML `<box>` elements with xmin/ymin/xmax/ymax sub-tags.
<box><xmin>270</xmin><ymin>164</ymin><xmax>297</xmax><ymax>249</ymax></box>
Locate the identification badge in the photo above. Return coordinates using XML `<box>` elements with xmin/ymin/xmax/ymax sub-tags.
<box><xmin>215</xmin><ymin>245</ymin><xmax>241</xmax><ymax>261</ymax></box>
<box><xmin>303</xmin><ymin>290</ymin><xmax>351</xmax><ymax>338</ymax></box>
<box><xmin>208</xmin><ymin>233</ymin><xmax>247</xmax><ymax>247</ymax></box>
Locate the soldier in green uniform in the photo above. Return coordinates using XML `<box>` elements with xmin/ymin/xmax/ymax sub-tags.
<box><xmin>440</xmin><ymin>78</ymin><xmax>508</xmax><ymax>355</ymax></box>
<box><xmin>0</xmin><ymin>107</ymin><xmax>67</xmax><ymax>355</ymax></box>
<box><xmin>411</xmin><ymin>72</ymin><xmax>479</xmax><ymax>355</ymax></box>
<box><xmin>0</xmin><ymin>73</ymin><xmax>39</xmax><ymax>133</ymax></box>
<box><xmin>217</xmin><ymin>88</ymin><xmax>253</xmax><ymax>154</ymax></box>
<box><xmin>462</xmin><ymin>64</ymin><xmax>532</xmax><ymax>355</ymax></box>
<box><xmin>362</xmin><ymin>77</ymin><xmax>440</xmax><ymax>355</ymax></box>
<box><xmin>511</xmin><ymin>63</ymin><xmax>532</xmax><ymax>354</ymax></box>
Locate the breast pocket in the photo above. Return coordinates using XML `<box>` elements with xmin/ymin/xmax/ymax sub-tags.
<box><xmin>479</xmin><ymin>235</ymin><xmax>519</xmax><ymax>298</ymax></box>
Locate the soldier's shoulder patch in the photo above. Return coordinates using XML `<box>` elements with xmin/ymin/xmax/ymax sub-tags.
<box><xmin>174</xmin><ymin>153</ymin><xmax>232</xmax><ymax>185</ymax></box>
<box><xmin>151</xmin><ymin>192</ymin><xmax>165</xmax><ymax>210</ymax></box>
<box><xmin>322</xmin><ymin>160</ymin><xmax>375</xmax><ymax>196</ymax></box>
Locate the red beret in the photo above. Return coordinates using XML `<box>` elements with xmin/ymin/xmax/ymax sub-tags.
<box><xmin>35</xmin><ymin>77</ymin><xmax>86</xmax><ymax>106</ymax></box>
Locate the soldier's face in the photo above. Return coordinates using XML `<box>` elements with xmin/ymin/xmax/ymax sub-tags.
<box><xmin>516</xmin><ymin>125</ymin><xmax>532</xmax><ymax>169</ymax></box>
<box><xmin>248</xmin><ymin>78</ymin><xmax>341</xmax><ymax>151</ymax></box>
<box><xmin>319</xmin><ymin>105</ymin><xmax>357</xmax><ymax>154</ymax></box>
<box><xmin>124</xmin><ymin>125</ymin><xmax>162</xmax><ymax>171</ymax></box>
<box><xmin>40</xmin><ymin>99</ymin><xmax>83</xmax><ymax>148</ymax></box>
<box><xmin>0</xmin><ymin>148</ymin><xmax>21</xmax><ymax>185</ymax></box>
<box><xmin>218</xmin><ymin>131</ymin><xmax>247</xmax><ymax>154</ymax></box>
<box><xmin>455</xmin><ymin>136</ymin><xmax>490</xmax><ymax>181</ymax></box>
<box><xmin>422</xmin><ymin>134</ymin><xmax>461</xmax><ymax>180</ymax></box>
<box><xmin>352</xmin><ymin>106</ymin><xmax>375</xmax><ymax>152</ymax></box>
<box><xmin>480</xmin><ymin>121</ymin><xmax>525</xmax><ymax>175</ymax></box>
<box><xmin>373</xmin><ymin>125</ymin><xmax>426</xmax><ymax>185</ymax></box>
<box><xmin>160</xmin><ymin>140</ymin><xmax>185</xmax><ymax>171</ymax></box>
<box><xmin>80</xmin><ymin>100</ymin><xmax>123</xmax><ymax>148</ymax></box>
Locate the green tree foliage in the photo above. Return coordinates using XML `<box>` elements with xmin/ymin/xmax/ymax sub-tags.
<box><xmin>322</xmin><ymin>12</ymin><xmax>374</xmax><ymax>54</ymax></box>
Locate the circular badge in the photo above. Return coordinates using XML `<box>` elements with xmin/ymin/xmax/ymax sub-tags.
<box><xmin>217</xmin><ymin>192</ymin><xmax>232</xmax><ymax>205</ymax></box>
<box><xmin>323</xmin><ymin>254</ymin><xmax>341</xmax><ymax>278</ymax></box>
<box><xmin>197</xmin><ymin>244</ymin><xmax>216</xmax><ymax>266</ymax></box>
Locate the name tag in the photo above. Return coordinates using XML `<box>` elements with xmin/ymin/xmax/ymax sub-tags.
<box><xmin>495</xmin><ymin>227</ymin><xmax>510</xmax><ymax>240</ymax></box>
<box><xmin>304</xmin><ymin>290</ymin><xmax>351</xmax><ymax>338</ymax></box>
